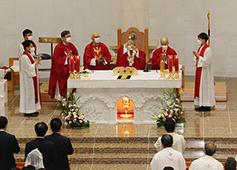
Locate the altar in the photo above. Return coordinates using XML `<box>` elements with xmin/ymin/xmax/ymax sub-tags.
<box><xmin>68</xmin><ymin>70</ymin><xmax>182</xmax><ymax>124</ymax></box>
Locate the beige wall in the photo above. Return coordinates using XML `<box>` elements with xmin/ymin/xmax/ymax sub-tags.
<box><xmin>1</xmin><ymin>0</ymin><xmax>237</xmax><ymax>77</ymax></box>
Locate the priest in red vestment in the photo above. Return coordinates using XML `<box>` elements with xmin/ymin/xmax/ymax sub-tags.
<box><xmin>116</xmin><ymin>40</ymin><xmax>146</xmax><ymax>70</ymax></box>
<box><xmin>149</xmin><ymin>37</ymin><xmax>177</xmax><ymax>70</ymax></box>
<box><xmin>83</xmin><ymin>32</ymin><xmax>111</xmax><ymax>70</ymax></box>
<box><xmin>48</xmin><ymin>30</ymin><xmax>79</xmax><ymax>99</ymax></box>
<box><xmin>19</xmin><ymin>29</ymin><xmax>39</xmax><ymax>57</ymax></box>
<box><xmin>193</xmin><ymin>32</ymin><xmax>215</xmax><ymax>112</ymax></box>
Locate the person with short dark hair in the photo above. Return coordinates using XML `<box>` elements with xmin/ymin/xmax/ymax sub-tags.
<box><xmin>0</xmin><ymin>116</ymin><xmax>20</xmax><ymax>170</ymax></box>
<box><xmin>48</xmin><ymin>30</ymin><xmax>79</xmax><ymax>99</ymax></box>
<box><xmin>163</xmin><ymin>167</ymin><xmax>174</xmax><ymax>170</ymax></box>
<box><xmin>193</xmin><ymin>32</ymin><xmax>215</xmax><ymax>112</ymax></box>
<box><xmin>189</xmin><ymin>142</ymin><xmax>223</xmax><ymax>170</ymax></box>
<box><xmin>45</xmin><ymin>118</ymin><xmax>73</xmax><ymax>170</ymax></box>
<box><xmin>150</xmin><ymin>134</ymin><xmax>186</xmax><ymax>170</ymax></box>
<box><xmin>22</xmin><ymin>165</ymin><xmax>36</xmax><ymax>170</ymax></box>
<box><xmin>25</xmin><ymin>122</ymin><xmax>57</xmax><ymax>170</ymax></box>
<box><xmin>19</xmin><ymin>40</ymin><xmax>41</xmax><ymax>117</ymax></box>
<box><xmin>19</xmin><ymin>29</ymin><xmax>39</xmax><ymax>57</ymax></box>
<box><xmin>225</xmin><ymin>157</ymin><xmax>236</xmax><ymax>170</ymax></box>
<box><xmin>154</xmin><ymin>119</ymin><xmax>186</xmax><ymax>153</ymax></box>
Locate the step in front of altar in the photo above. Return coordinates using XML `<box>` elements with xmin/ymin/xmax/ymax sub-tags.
<box><xmin>181</xmin><ymin>82</ymin><xmax>227</xmax><ymax>102</ymax></box>
<box><xmin>15</xmin><ymin>137</ymin><xmax>237</xmax><ymax>165</ymax></box>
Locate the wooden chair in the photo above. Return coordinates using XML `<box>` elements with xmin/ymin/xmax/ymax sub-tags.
<box><xmin>117</xmin><ymin>27</ymin><xmax>149</xmax><ymax>62</ymax></box>
<box><xmin>8</xmin><ymin>57</ymin><xmax>19</xmax><ymax>91</ymax></box>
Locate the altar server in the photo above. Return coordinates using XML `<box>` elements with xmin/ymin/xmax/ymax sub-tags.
<box><xmin>83</xmin><ymin>32</ymin><xmax>111</xmax><ymax>70</ymax></box>
<box><xmin>150</xmin><ymin>134</ymin><xmax>186</xmax><ymax>170</ymax></box>
<box><xmin>48</xmin><ymin>30</ymin><xmax>78</xmax><ymax>99</ymax></box>
<box><xmin>193</xmin><ymin>32</ymin><xmax>215</xmax><ymax>112</ymax></box>
<box><xmin>154</xmin><ymin>119</ymin><xmax>186</xmax><ymax>153</ymax></box>
<box><xmin>189</xmin><ymin>142</ymin><xmax>224</xmax><ymax>170</ymax></box>
<box><xmin>116</xmin><ymin>40</ymin><xmax>146</xmax><ymax>70</ymax></box>
<box><xmin>149</xmin><ymin>37</ymin><xmax>177</xmax><ymax>70</ymax></box>
<box><xmin>19</xmin><ymin>40</ymin><xmax>41</xmax><ymax>117</ymax></box>
<box><xmin>19</xmin><ymin>29</ymin><xmax>39</xmax><ymax>57</ymax></box>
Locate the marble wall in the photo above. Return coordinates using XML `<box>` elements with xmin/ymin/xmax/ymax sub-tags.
<box><xmin>0</xmin><ymin>0</ymin><xmax>237</xmax><ymax>77</ymax></box>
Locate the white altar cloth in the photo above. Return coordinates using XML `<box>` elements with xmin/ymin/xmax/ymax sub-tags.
<box><xmin>68</xmin><ymin>70</ymin><xmax>182</xmax><ymax>124</ymax></box>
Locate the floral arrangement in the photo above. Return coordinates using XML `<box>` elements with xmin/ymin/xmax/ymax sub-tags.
<box><xmin>151</xmin><ymin>89</ymin><xmax>186</xmax><ymax>128</ymax></box>
<box><xmin>58</xmin><ymin>92</ymin><xmax>92</xmax><ymax>128</ymax></box>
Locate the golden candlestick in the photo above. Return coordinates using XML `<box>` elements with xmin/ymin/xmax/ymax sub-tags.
<box><xmin>174</xmin><ymin>72</ymin><xmax>179</xmax><ymax>79</ymax></box>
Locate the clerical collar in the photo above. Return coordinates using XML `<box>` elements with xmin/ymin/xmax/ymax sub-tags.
<box><xmin>0</xmin><ymin>129</ymin><xmax>5</xmax><ymax>131</ymax></box>
<box><xmin>63</xmin><ymin>41</ymin><xmax>69</xmax><ymax>46</ymax></box>
<box><xmin>36</xmin><ymin>136</ymin><xmax>44</xmax><ymax>139</ymax></box>
<box><xmin>93</xmin><ymin>42</ymin><xmax>99</xmax><ymax>46</ymax></box>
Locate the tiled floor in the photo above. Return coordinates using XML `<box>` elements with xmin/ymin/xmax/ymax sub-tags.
<box><xmin>3</xmin><ymin>76</ymin><xmax>237</xmax><ymax>170</ymax></box>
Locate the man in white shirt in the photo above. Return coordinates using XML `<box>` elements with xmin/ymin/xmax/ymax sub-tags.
<box><xmin>150</xmin><ymin>134</ymin><xmax>186</xmax><ymax>170</ymax></box>
<box><xmin>154</xmin><ymin>119</ymin><xmax>186</xmax><ymax>153</ymax></box>
<box><xmin>189</xmin><ymin>142</ymin><xmax>224</xmax><ymax>170</ymax></box>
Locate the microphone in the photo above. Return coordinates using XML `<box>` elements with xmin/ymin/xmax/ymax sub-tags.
<box><xmin>129</xmin><ymin>50</ymin><xmax>150</xmax><ymax>72</ymax></box>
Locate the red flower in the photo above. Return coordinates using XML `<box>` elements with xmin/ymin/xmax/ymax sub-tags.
<box><xmin>173</xmin><ymin>112</ymin><xmax>175</xmax><ymax>115</ymax></box>
<box><xmin>71</xmin><ymin>117</ymin><xmax>74</xmax><ymax>120</ymax></box>
<box><xmin>167</xmin><ymin>109</ymin><xmax>170</xmax><ymax>114</ymax></box>
<box><xmin>178</xmin><ymin>115</ymin><xmax>181</xmax><ymax>118</ymax></box>
<box><xmin>67</xmin><ymin>111</ymin><xmax>69</xmax><ymax>113</ymax></box>
<box><xmin>174</xmin><ymin>117</ymin><xmax>177</xmax><ymax>120</ymax></box>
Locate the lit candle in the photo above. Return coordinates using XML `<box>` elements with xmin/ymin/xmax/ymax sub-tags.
<box><xmin>160</xmin><ymin>60</ymin><xmax>164</xmax><ymax>71</ymax></box>
<box><xmin>168</xmin><ymin>56</ymin><xmax>173</xmax><ymax>72</ymax></box>
<box><xmin>70</xmin><ymin>57</ymin><xmax>74</xmax><ymax>72</ymax></box>
<box><xmin>174</xmin><ymin>56</ymin><xmax>179</xmax><ymax>72</ymax></box>
<box><xmin>76</xmin><ymin>56</ymin><xmax>80</xmax><ymax>72</ymax></box>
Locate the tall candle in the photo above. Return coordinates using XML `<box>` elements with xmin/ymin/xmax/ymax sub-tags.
<box><xmin>168</xmin><ymin>56</ymin><xmax>173</xmax><ymax>72</ymax></box>
<box><xmin>70</xmin><ymin>57</ymin><xmax>74</xmax><ymax>72</ymax></box>
<box><xmin>160</xmin><ymin>60</ymin><xmax>164</xmax><ymax>71</ymax></box>
<box><xmin>76</xmin><ymin>56</ymin><xmax>80</xmax><ymax>72</ymax></box>
<box><xmin>174</xmin><ymin>56</ymin><xmax>179</xmax><ymax>72</ymax></box>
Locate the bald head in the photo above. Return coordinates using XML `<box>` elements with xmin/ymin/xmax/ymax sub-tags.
<box><xmin>160</xmin><ymin>37</ymin><xmax>169</xmax><ymax>46</ymax></box>
<box><xmin>204</xmin><ymin>142</ymin><xmax>216</xmax><ymax>156</ymax></box>
<box><xmin>91</xmin><ymin>32</ymin><xmax>100</xmax><ymax>44</ymax></box>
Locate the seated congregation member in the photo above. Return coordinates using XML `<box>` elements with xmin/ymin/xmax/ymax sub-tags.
<box><xmin>154</xmin><ymin>118</ymin><xmax>186</xmax><ymax>153</ymax></box>
<box><xmin>225</xmin><ymin>157</ymin><xmax>236</xmax><ymax>170</ymax></box>
<box><xmin>149</xmin><ymin>37</ymin><xmax>177</xmax><ymax>70</ymax></box>
<box><xmin>48</xmin><ymin>30</ymin><xmax>79</xmax><ymax>99</ymax></box>
<box><xmin>45</xmin><ymin>118</ymin><xmax>73</xmax><ymax>170</ymax></box>
<box><xmin>116</xmin><ymin>40</ymin><xmax>146</xmax><ymax>70</ymax></box>
<box><xmin>19</xmin><ymin>29</ymin><xmax>39</xmax><ymax>57</ymax></box>
<box><xmin>163</xmin><ymin>167</ymin><xmax>174</xmax><ymax>170</ymax></box>
<box><xmin>189</xmin><ymin>142</ymin><xmax>224</xmax><ymax>170</ymax></box>
<box><xmin>83</xmin><ymin>32</ymin><xmax>111</xmax><ymax>70</ymax></box>
<box><xmin>25</xmin><ymin>122</ymin><xmax>57</xmax><ymax>170</ymax></box>
<box><xmin>0</xmin><ymin>116</ymin><xmax>20</xmax><ymax>170</ymax></box>
<box><xmin>150</xmin><ymin>134</ymin><xmax>186</xmax><ymax>170</ymax></box>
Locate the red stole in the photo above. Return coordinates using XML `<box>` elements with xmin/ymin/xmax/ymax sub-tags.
<box><xmin>21</xmin><ymin>41</ymin><xmax>37</xmax><ymax>55</ymax></box>
<box><xmin>23</xmin><ymin>51</ymin><xmax>40</xmax><ymax>103</ymax></box>
<box><xmin>194</xmin><ymin>44</ymin><xmax>209</xmax><ymax>98</ymax></box>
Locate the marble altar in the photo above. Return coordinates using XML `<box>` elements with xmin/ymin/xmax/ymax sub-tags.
<box><xmin>68</xmin><ymin>70</ymin><xmax>182</xmax><ymax>124</ymax></box>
